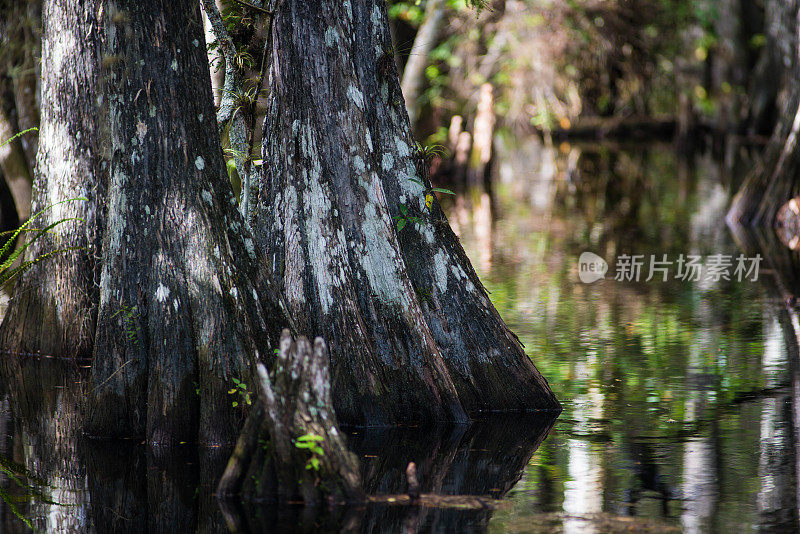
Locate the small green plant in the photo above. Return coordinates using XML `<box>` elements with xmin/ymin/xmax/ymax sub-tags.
<box><xmin>0</xmin><ymin>197</ymin><xmax>86</xmax><ymax>290</ymax></box>
<box><xmin>0</xmin><ymin>127</ymin><xmax>37</xmax><ymax>149</ymax></box>
<box><xmin>228</xmin><ymin>377</ymin><xmax>252</xmax><ymax>408</ymax></box>
<box><xmin>0</xmin><ymin>128</ymin><xmax>90</xmax><ymax>289</ymax></box>
<box><xmin>110</xmin><ymin>304</ymin><xmax>140</xmax><ymax>345</ymax></box>
<box><xmin>294</xmin><ymin>433</ymin><xmax>325</xmax><ymax>472</ymax></box>
<box><xmin>222</xmin><ymin>80</ymin><xmax>263</xmax><ymax>125</ymax></box>
<box><xmin>414</xmin><ymin>142</ymin><xmax>448</xmax><ymax>161</ymax></box>
<box><xmin>393</xmin><ymin>203</ymin><xmax>426</xmax><ymax>231</ymax></box>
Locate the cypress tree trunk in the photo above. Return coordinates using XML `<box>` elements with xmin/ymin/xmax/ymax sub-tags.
<box><xmin>256</xmin><ymin>0</ymin><xmax>559</xmax><ymax>426</ymax></box>
<box><xmin>86</xmin><ymin>0</ymin><xmax>280</xmax><ymax>446</ymax></box>
<box><xmin>729</xmin><ymin>1</ymin><xmax>800</xmax><ymax>227</ymax></box>
<box><xmin>0</xmin><ymin>0</ymin><xmax>105</xmax><ymax>359</ymax></box>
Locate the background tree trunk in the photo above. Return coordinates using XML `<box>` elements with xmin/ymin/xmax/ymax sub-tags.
<box><xmin>728</xmin><ymin>1</ymin><xmax>800</xmax><ymax>227</ymax></box>
<box><xmin>400</xmin><ymin>0</ymin><xmax>446</xmax><ymax>129</ymax></box>
<box><xmin>255</xmin><ymin>0</ymin><xmax>559</xmax><ymax>426</ymax></box>
<box><xmin>0</xmin><ymin>0</ymin><xmax>105</xmax><ymax>359</ymax></box>
<box><xmin>87</xmin><ymin>0</ymin><xmax>281</xmax><ymax>446</ymax></box>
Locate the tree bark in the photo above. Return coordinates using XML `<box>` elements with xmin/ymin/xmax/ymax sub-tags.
<box><xmin>0</xmin><ymin>0</ymin><xmax>105</xmax><ymax>359</ymax></box>
<box><xmin>728</xmin><ymin>1</ymin><xmax>800</xmax><ymax>227</ymax></box>
<box><xmin>217</xmin><ymin>330</ymin><xmax>363</xmax><ymax>504</ymax></box>
<box><xmin>86</xmin><ymin>0</ymin><xmax>281</xmax><ymax>446</ymax></box>
<box><xmin>255</xmin><ymin>0</ymin><xmax>559</xmax><ymax>426</ymax></box>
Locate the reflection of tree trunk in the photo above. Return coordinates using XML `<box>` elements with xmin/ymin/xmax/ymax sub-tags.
<box><xmin>756</xmin><ymin>311</ymin><xmax>800</xmax><ymax>531</ymax></box>
<box><xmin>729</xmin><ymin>224</ymin><xmax>800</xmax><ymax>531</ymax></box>
<box><xmin>223</xmin><ymin>415</ymin><xmax>555</xmax><ymax>532</ymax></box>
<box><xmin>87</xmin><ymin>0</ymin><xmax>281</xmax><ymax>445</ymax></box>
<box><xmin>0</xmin><ymin>0</ymin><xmax>105</xmax><ymax>359</ymax></box>
<box><xmin>0</xmin><ymin>359</ymin><xmax>90</xmax><ymax>532</ymax></box>
<box><xmin>400</xmin><ymin>0</ymin><xmax>446</xmax><ymax>128</ymax></box>
<box><xmin>257</xmin><ymin>0</ymin><xmax>558</xmax><ymax>426</ymax></box>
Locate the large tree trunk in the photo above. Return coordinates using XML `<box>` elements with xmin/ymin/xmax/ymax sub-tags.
<box><xmin>255</xmin><ymin>0</ymin><xmax>559</xmax><ymax>426</ymax></box>
<box><xmin>86</xmin><ymin>0</ymin><xmax>281</xmax><ymax>446</ymax></box>
<box><xmin>728</xmin><ymin>1</ymin><xmax>800</xmax><ymax>227</ymax></box>
<box><xmin>0</xmin><ymin>0</ymin><xmax>105</xmax><ymax>359</ymax></box>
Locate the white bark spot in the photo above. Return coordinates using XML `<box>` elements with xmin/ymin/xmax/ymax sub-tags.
<box><xmin>136</xmin><ymin>121</ymin><xmax>147</xmax><ymax>143</ymax></box>
<box><xmin>347</xmin><ymin>85</ymin><xmax>364</xmax><ymax>110</ymax></box>
<box><xmin>171</xmin><ymin>59</ymin><xmax>178</xmax><ymax>71</ymax></box>
<box><xmin>173</xmin><ymin>299</ymin><xmax>180</xmax><ymax>311</ymax></box>
<box><xmin>305</xmin><ymin>168</ymin><xmax>340</xmax><ymax>314</ymax></box>
<box><xmin>284</xmin><ymin>185</ymin><xmax>306</xmax><ymax>309</ymax></box>
<box><xmin>365</xmin><ymin>130</ymin><xmax>373</xmax><ymax>150</ymax></box>
<box><xmin>324</xmin><ymin>27</ymin><xmax>339</xmax><ymax>47</ymax></box>
<box><xmin>144</xmin><ymin>205</ymin><xmax>150</xmax><ymax>215</ymax></box>
<box><xmin>353</xmin><ymin>155</ymin><xmax>366</xmax><ymax>173</ymax></box>
<box><xmin>357</xmin><ymin>173</ymin><xmax>410</xmax><ymax>307</ymax></box>
<box><xmin>372</xmin><ymin>5</ymin><xmax>382</xmax><ymax>29</ymax></box>
<box><xmin>201</xmin><ymin>190</ymin><xmax>213</xmax><ymax>204</ymax></box>
<box><xmin>244</xmin><ymin>237</ymin><xmax>256</xmax><ymax>259</ymax></box>
<box><xmin>381</xmin><ymin>153</ymin><xmax>394</xmax><ymax>171</ymax></box>
<box><xmin>155</xmin><ymin>283</ymin><xmax>170</xmax><ymax>303</ymax></box>
<box><xmin>433</xmin><ymin>250</ymin><xmax>449</xmax><ymax>293</ymax></box>
<box><xmin>195</xmin><ymin>156</ymin><xmax>205</xmax><ymax>170</ymax></box>
<box><xmin>395</xmin><ymin>136</ymin><xmax>410</xmax><ymax>157</ymax></box>
<box><xmin>193</xmin><ymin>39</ymin><xmax>200</xmax><ymax>47</ymax></box>
<box><xmin>198</xmin><ymin>114</ymin><xmax>204</xmax><ymax>122</ymax></box>
<box><xmin>229</xmin><ymin>287</ymin><xmax>238</xmax><ymax>299</ymax></box>
<box><xmin>149</xmin><ymin>105</ymin><xmax>156</xmax><ymax>117</ymax></box>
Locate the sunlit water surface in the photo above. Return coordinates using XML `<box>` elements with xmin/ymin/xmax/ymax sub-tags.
<box><xmin>1</xmin><ymin>139</ymin><xmax>797</xmax><ymax>533</ymax></box>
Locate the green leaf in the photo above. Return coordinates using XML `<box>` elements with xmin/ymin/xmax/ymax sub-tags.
<box><xmin>0</xmin><ymin>127</ymin><xmax>37</xmax><ymax>149</ymax></box>
<box><xmin>296</xmin><ymin>434</ymin><xmax>324</xmax><ymax>443</ymax></box>
<box><xmin>396</xmin><ymin>218</ymin><xmax>407</xmax><ymax>231</ymax></box>
<box><xmin>430</xmin><ymin>188</ymin><xmax>455</xmax><ymax>195</ymax></box>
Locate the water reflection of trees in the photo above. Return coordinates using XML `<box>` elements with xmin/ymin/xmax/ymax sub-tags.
<box><xmin>462</xmin><ymin>141</ymin><xmax>800</xmax><ymax>530</ymax></box>
<box><xmin>0</xmin><ymin>358</ymin><xmax>557</xmax><ymax>532</ymax></box>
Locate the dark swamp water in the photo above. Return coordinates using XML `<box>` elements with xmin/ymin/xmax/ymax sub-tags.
<box><xmin>1</xmin><ymin>138</ymin><xmax>799</xmax><ymax>532</ymax></box>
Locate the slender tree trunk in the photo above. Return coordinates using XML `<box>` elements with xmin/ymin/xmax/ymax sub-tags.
<box><xmin>256</xmin><ymin>0</ymin><xmax>559</xmax><ymax>426</ymax></box>
<box><xmin>86</xmin><ymin>0</ymin><xmax>281</xmax><ymax>446</ymax></box>
<box><xmin>0</xmin><ymin>0</ymin><xmax>41</xmax><ymax>188</ymax></box>
<box><xmin>0</xmin><ymin>0</ymin><xmax>105</xmax><ymax>359</ymax></box>
<box><xmin>0</xmin><ymin>101</ymin><xmax>32</xmax><ymax>220</ymax></box>
<box><xmin>400</xmin><ymin>0</ymin><xmax>446</xmax><ymax>128</ymax></box>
